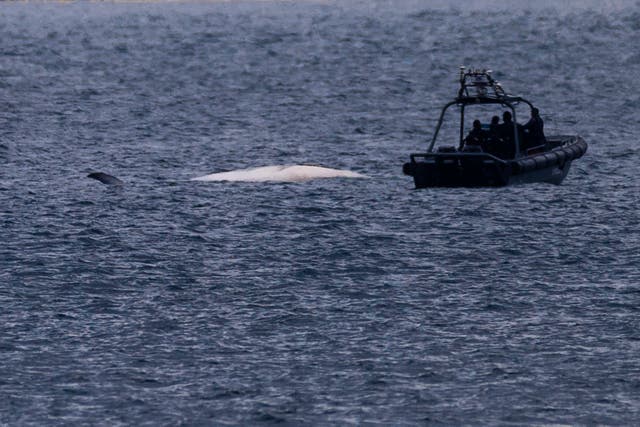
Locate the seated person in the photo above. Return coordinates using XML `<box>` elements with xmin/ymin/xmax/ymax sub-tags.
<box><xmin>462</xmin><ymin>119</ymin><xmax>487</xmax><ymax>152</ymax></box>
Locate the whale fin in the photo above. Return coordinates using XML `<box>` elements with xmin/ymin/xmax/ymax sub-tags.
<box><xmin>87</xmin><ymin>172</ymin><xmax>124</xmax><ymax>186</ymax></box>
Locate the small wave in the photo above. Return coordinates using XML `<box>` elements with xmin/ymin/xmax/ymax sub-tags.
<box><xmin>191</xmin><ymin>165</ymin><xmax>367</xmax><ymax>183</ymax></box>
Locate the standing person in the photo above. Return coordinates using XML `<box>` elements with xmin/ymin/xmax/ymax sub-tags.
<box><xmin>498</xmin><ymin>111</ymin><xmax>514</xmax><ymax>141</ymax></box>
<box><xmin>498</xmin><ymin>111</ymin><xmax>519</xmax><ymax>158</ymax></box>
<box><xmin>489</xmin><ymin>115</ymin><xmax>500</xmax><ymax>139</ymax></box>
<box><xmin>523</xmin><ymin>107</ymin><xmax>546</xmax><ymax>148</ymax></box>
<box><xmin>485</xmin><ymin>115</ymin><xmax>501</xmax><ymax>155</ymax></box>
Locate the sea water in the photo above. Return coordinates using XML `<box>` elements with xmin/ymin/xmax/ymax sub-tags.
<box><xmin>1</xmin><ymin>1</ymin><xmax>640</xmax><ymax>424</ymax></box>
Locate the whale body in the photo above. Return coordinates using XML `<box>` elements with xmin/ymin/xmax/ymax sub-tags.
<box><xmin>191</xmin><ymin>165</ymin><xmax>367</xmax><ymax>183</ymax></box>
<box><xmin>87</xmin><ymin>172</ymin><xmax>124</xmax><ymax>186</ymax></box>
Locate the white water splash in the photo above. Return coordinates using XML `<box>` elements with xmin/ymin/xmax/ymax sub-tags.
<box><xmin>191</xmin><ymin>165</ymin><xmax>367</xmax><ymax>183</ymax></box>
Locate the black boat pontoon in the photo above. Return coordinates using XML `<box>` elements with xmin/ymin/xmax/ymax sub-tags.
<box><xmin>403</xmin><ymin>68</ymin><xmax>587</xmax><ymax>188</ymax></box>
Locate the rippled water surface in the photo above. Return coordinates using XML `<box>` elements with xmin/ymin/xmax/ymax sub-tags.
<box><xmin>2</xmin><ymin>1</ymin><xmax>640</xmax><ymax>425</ymax></box>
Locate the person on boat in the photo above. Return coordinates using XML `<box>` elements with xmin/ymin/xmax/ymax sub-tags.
<box><xmin>462</xmin><ymin>119</ymin><xmax>487</xmax><ymax>151</ymax></box>
<box><xmin>496</xmin><ymin>111</ymin><xmax>520</xmax><ymax>158</ymax></box>
<box><xmin>498</xmin><ymin>111</ymin><xmax>514</xmax><ymax>139</ymax></box>
<box><xmin>489</xmin><ymin>115</ymin><xmax>500</xmax><ymax>138</ymax></box>
<box><xmin>522</xmin><ymin>107</ymin><xmax>546</xmax><ymax>149</ymax></box>
<box><xmin>483</xmin><ymin>115</ymin><xmax>501</xmax><ymax>155</ymax></box>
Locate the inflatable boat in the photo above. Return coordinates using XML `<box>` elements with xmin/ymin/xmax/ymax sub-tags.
<box><xmin>403</xmin><ymin>68</ymin><xmax>587</xmax><ymax>188</ymax></box>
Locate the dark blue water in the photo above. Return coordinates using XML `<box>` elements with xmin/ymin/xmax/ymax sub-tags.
<box><xmin>2</xmin><ymin>1</ymin><xmax>640</xmax><ymax>424</ymax></box>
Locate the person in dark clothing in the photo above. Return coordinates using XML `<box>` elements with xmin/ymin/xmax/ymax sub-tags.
<box><xmin>522</xmin><ymin>107</ymin><xmax>546</xmax><ymax>149</ymax></box>
<box><xmin>496</xmin><ymin>111</ymin><xmax>519</xmax><ymax>158</ymax></box>
<box><xmin>489</xmin><ymin>115</ymin><xmax>500</xmax><ymax>138</ymax></box>
<box><xmin>462</xmin><ymin>119</ymin><xmax>487</xmax><ymax>151</ymax></box>
<box><xmin>484</xmin><ymin>115</ymin><xmax>501</xmax><ymax>155</ymax></box>
<box><xmin>498</xmin><ymin>111</ymin><xmax>514</xmax><ymax>140</ymax></box>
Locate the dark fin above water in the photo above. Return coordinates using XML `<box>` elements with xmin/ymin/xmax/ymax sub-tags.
<box><xmin>87</xmin><ymin>172</ymin><xmax>124</xmax><ymax>186</ymax></box>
